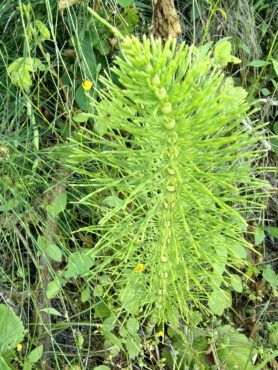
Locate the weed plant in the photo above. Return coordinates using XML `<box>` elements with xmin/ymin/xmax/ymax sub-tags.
<box><xmin>0</xmin><ymin>0</ymin><xmax>277</xmax><ymax>369</ymax></box>
<box><xmin>67</xmin><ymin>31</ymin><xmax>268</xmax><ymax>326</ymax></box>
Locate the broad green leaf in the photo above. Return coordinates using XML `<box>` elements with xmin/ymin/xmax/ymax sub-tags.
<box><xmin>208</xmin><ymin>289</ymin><xmax>232</xmax><ymax>316</ymax></box>
<box><xmin>28</xmin><ymin>345</ymin><xmax>43</xmax><ymax>363</ymax></box>
<box><xmin>126</xmin><ymin>318</ymin><xmax>139</xmax><ymax>335</ymax></box>
<box><xmin>265</xmin><ymin>226</ymin><xmax>278</xmax><ymax>239</ymax></box>
<box><xmin>103</xmin><ymin>315</ymin><xmax>116</xmax><ymax>333</ymax></box>
<box><xmin>34</xmin><ymin>20</ymin><xmax>51</xmax><ymax>41</ymax></box>
<box><xmin>216</xmin><ymin>325</ymin><xmax>256</xmax><ymax>370</ymax></box>
<box><xmin>81</xmin><ymin>285</ymin><xmax>91</xmax><ymax>303</ymax></box>
<box><xmin>75</xmin><ymin>85</ymin><xmax>90</xmax><ymax>111</ymax></box>
<box><xmin>94</xmin><ymin>38</ymin><xmax>111</xmax><ymax>56</ymax></box>
<box><xmin>248</xmin><ymin>59</ymin><xmax>269</xmax><ymax>67</ymax></box>
<box><xmin>272</xmin><ymin>59</ymin><xmax>278</xmax><ymax>77</ymax></box>
<box><xmin>73</xmin><ymin>112</ymin><xmax>94</xmax><ymax>123</ymax></box>
<box><xmin>94</xmin><ymin>302</ymin><xmax>112</xmax><ymax>319</ymax></box>
<box><xmin>232</xmin><ymin>245</ymin><xmax>248</xmax><ymax>259</ymax></box>
<box><xmin>273</xmin><ymin>122</ymin><xmax>278</xmax><ymax>135</ymax></box>
<box><xmin>31</xmin><ymin>58</ymin><xmax>46</xmax><ymax>72</ymax></box>
<box><xmin>93</xmin><ymin>285</ymin><xmax>103</xmax><ymax>297</ymax></box>
<box><xmin>81</xmin><ymin>32</ymin><xmax>97</xmax><ymax>80</ymax></box>
<box><xmin>0</xmin><ymin>198</ymin><xmax>20</xmax><ymax>212</ymax></box>
<box><xmin>0</xmin><ymin>357</ymin><xmax>12</xmax><ymax>370</ymax></box>
<box><xmin>43</xmin><ymin>243</ymin><xmax>62</xmax><ymax>262</ymax></box>
<box><xmin>64</xmin><ymin>250</ymin><xmax>95</xmax><ymax>279</ymax></box>
<box><xmin>268</xmin><ymin>323</ymin><xmax>278</xmax><ymax>346</ymax></box>
<box><xmin>214</xmin><ymin>39</ymin><xmax>240</xmax><ymax>67</ymax></box>
<box><xmin>230</xmin><ymin>274</ymin><xmax>243</xmax><ymax>293</ymax></box>
<box><xmin>214</xmin><ymin>40</ymin><xmax>232</xmax><ymax>67</ymax></box>
<box><xmin>117</xmin><ymin>0</ymin><xmax>134</xmax><ymax>7</ymax></box>
<box><xmin>7</xmin><ymin>57</ymin><xmax>45</xmax><ymax>91</ymax></box>
<box><xmin>119</xmin><ymin>7</ymin><xmax>139</xmax><ymax>35</ymax></box>
<box><xmin>254</xmin><ymin>227</ymin><xmax>265</xmax><ymax>245</ymax></box>
<box><xmin>46</xmin><ymin>279</ymin><xmax>63</xmax><ymax>299</ymax></box>
<box><xmin>40</xmin><ymin>307</ymin><xmax>62</xmax><ymax>317</ymax></box>
<box><xmin>125</xmin><ymin>335</ymin><xmax>141</xmax><ymax>359</ymax></box>
<box><xmin>262</xmin><ymin>265</ymin><xmax>278</xmax><ymax>285</ymax></box>
<box><xmin>166</xmin><ymin>305</ymin><xmax>179</xmax><ymax>330</ymax></box>
<box><xmin>45</xmin><ymin>192</ymin><xmax>67</xmax><ymax>219</ymax></box>
<box><xmin>77</xmin><ymin>332</ymin><xmax>84</xmax><ymax>349</ymax></box>
<box><xmin>119</xmin><ymin>326</ymin><xmax>128</xmax><ymax>338</ymax></box>
<box><xmin>7</xmin><ymin>58</ymin><xmax>33</xmax><ymax>73</ymax></box>
<box><xmin>238</xmin><ymin>42</ymin><xmax>251</xmax><ymax>55</ymax></box>
<box><xmin>119</xmin><ymin>277</ymin><xmax>142</xmax><ymax>315</ymax></box>
<box><xmin>23</xmin><ymin>360</ymin><xmax>32</xmax><ymax>370</ymax></box>
<box><xmin>0</xmin><ymin>304</ymin><xmax>25</xmax><ymax>353</ymax></box>
<box><xmin>104</xmin><ymin>332</ymin><xmax>123</xmax><ymax>353</ymax></box>
<box><xmin>103</xmin><ymin>195</ymin><xmax>124</xmax><ymax>208</ymax></box>
<box><xmin>94</xmin><ymin>366</ymin><xmax>111</xmax><ymax>370</ymax></box>
<box><xmin>230</xmin><ymin>55</ymin><xmax>241</xmax><ymax>64</ymax></box>
<box><xmin>212</xmin><ymin>261</ymin><xmax>226</xmax><ymax>277</ymax></box>
<box><xmin>270</xmin><ymin>137</ymin><xmax>278</xmax><ymax>154</ymax></box>
<box><xmin>37</xmin><ymin>236</ymin><xmax>63</xmax><ymax>262</ymax></box>
<box><xmin>51</xmin><ymin>191</ymin><xmax>67</xmax><ymax>215</ymax></box>
<box><xmin>261</xmin><ymin>87</ymin><xmax>270</xmax><ymax>96</ymax></box>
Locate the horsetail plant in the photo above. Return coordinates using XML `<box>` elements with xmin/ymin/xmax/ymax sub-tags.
<box><xmin>67</xmin><ymin>34</ymin><xmax>268</xmax><ymax>328</ymax></box>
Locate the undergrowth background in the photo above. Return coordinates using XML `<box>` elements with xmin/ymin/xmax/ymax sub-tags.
<box><xmin>0</xmin><ymin>0</ymin><xmax>277</xmax><ymax>369</ymax></box>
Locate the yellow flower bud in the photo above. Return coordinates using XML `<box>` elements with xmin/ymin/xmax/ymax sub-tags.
<box><xmin>17</xmin><ymin>343</ymin><xmax>23</xmax><ymax>351</ymax></box>
<box><xmin>82</xmin><ymin>80</ymin><xmax>93</xmax><ymax>91</ymax></box>
<box><xmin>135</xmin><ymin>263</ymin><xmax>145</xmax><ymax>273</ymax></box>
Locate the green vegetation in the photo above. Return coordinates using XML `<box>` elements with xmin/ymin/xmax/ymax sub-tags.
<box><xmin>0</xmin><ymin>0</ymin><xmax>277</xmax><ymax>369</ymax></box>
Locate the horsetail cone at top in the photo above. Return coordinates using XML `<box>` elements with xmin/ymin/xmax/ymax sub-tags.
<box><xmin>73</xmin><ymin>34</ymin><xmax>268</xmax><ymax>323</ymax></box>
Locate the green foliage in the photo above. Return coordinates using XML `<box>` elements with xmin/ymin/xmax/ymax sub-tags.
<box><xmin>208</xmin><ymin>289</ymin><xmax>232</xmax><ymax>316</ymax></box>
<box><xmin>214</xmin><ymin>38</ymin><xmax>241</xmax><ymax>66</ymax></box>
<box><xmin>37</xmin><ymin>236</ymin><xmax>63</xmax><ymax>262</ymax></box>
<box><xmin>249</xmin><ymin>59</ymin><xmax>270</xmax><ymax>67</ymax></box>
<box><xmin>268</xmin><ymin>322</ymin><xmax>278</xmax><ymax>347</ymax></box>
<box><xmin>215</xmin><ymin>324</ymin><xmax>256</xmax><ymax>369</ymax></box>
<box><xmin>45</xmin><ymin>192</ymin><xmax>67</xmax><ymax>220</ymax></box>
<box><xmin>255</xmin><ymin>227</ymin><xmax>265</xmax><ymax>245</ymax></box>
<box><xmin>40</xmin><ymin>307</ymin><xmax>62</xmax><ymax>317</ymax></box>
<box><xmin>0</xmin><ymin>0</ymin><xmax>276</xmax><ymax>367</ymax></box>
<box><xmin>46</xmin><ymin>277</ymin><xmax>65</xmax><ymax>299</ymax></box>
<box><xmin>7</xmin><ymin>57</ymin><xmax>46</xmax><ymax>92</ymax></box>
<box><xmin>117</xmin><ymin>0</ymin><xmax>134</xmax><ymax>7</ymax></box>
<box><xmin>262</xmin><ymin>265</ymin><xmax>278</xmax><ymax>287</ymax></box>
<box><xmin>64</xmin><ymin>249</ymin><xmax>95</xmax><ymax>279</ymax></box>
<box><xmin>0</xmin><ymin>305</ymin><xmax>25</xmax><ymax>369</ymax></box>
<box><xmin>163</xmin><ymin>322</ymin><xmax>257</xmax><ymax>369</ymax></box>
<box><xmin>68</xmin><ymin>35</ymin><xmax>267</xmax><ymax>326</ymax></box>
<box><xmin>266</xmin><ymin>227</ymin><xmax>278</xmax><ymax>238</ymax></box>
<box><xmin>23</xmin><ymin>345</ymin><xmax>43</xmax><ymax>370</ymax></box>
<box><xmin>0</xmin><ymin>305</ymin><xmax>25</xmax><ymax>353</ymax></box>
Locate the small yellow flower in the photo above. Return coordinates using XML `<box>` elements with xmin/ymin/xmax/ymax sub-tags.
<box><xmin>82</xmin><ymin>80</ymin><xmax>93</xmax><ymax>91</ymax></box>
<box><xmin>16</xmin><ymin>343</ymin><xmax>23</xmax><ymax>351</ymax></box>
<box><xmin>157</xmin><ymin>331</ymin><xmax>164</xmax><ymax>337</ymax></box>
<box><xmin>134</xmin><ymin>263</ymin><xmax>144</xmax><ymax>273</ymax></box>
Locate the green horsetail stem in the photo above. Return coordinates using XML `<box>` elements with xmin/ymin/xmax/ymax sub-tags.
<box><xmin>68</xmin><ymin>33</ymin><xmax>269</xmax><ymax>325</ymax></box>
